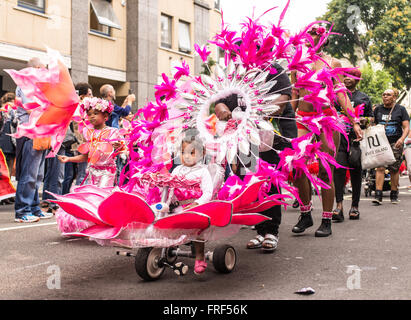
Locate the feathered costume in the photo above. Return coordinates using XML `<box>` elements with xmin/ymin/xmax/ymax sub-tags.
<box><xmin>5</xmin><ymin>2</ymin><xmax>361</xmax><ymax>248</ymax></box>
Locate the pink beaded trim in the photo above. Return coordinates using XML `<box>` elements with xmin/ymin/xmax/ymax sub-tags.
<box><xmin>322</xmin><ymin>211</ymin><xmax>333</xmax><ymax>219</ymax></box>
<box><xmin>300</xmin><ymin>202</ymin><xmax>312</xmax><ymax>213</ymax></box>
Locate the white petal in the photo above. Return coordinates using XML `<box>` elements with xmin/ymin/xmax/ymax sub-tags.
<box><xmin>226</xmin><ymin>142</ymin><xmax>237</xmax><ymax>164</ymax></box>
<box><xmin>239</xmin><ymin>138</ymin><xmax>250</xmax><ymax>155</ymax></box>
<box><xmin>257</xmin><ymin>120</ymin><xmax>274</xmax><ymax>131</ymax></box>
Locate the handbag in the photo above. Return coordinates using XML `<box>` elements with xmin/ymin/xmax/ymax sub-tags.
<box><xmin>32</xmin><ymin>137</ymin><xmax>51</xmax><ymax>151</ymax></box>
<box><xmin>348</xmin><ymin>141</ymin><xmax>362</xmax><ymax>168</ymax></box>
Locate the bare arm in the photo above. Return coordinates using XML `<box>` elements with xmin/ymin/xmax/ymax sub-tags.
<box><xmin>58</xmin><ymin>153</ymin><xmax>88</xmax><ymax>163</ymax></box>
<box><xmin>395</xmin><ymin>120</ymin><xmax>410</xmax><ymax>149</ymax></box>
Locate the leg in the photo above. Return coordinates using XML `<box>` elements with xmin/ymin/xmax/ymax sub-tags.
<box><xmin>193</xmin><ymin>240</ymin><xmax>207</xmax><ymax>274</ymax></box>
<box><xmin>387</xmin><ymin>143</ymin><xmax>403</xmax><ymax>204</ymax></box>
<box><xmin>332</xmin><ymin>166</ymin><xmax>346</xmax><ymax>222</ymax></box>
<box><xmin>292</xmin><ymin>128</ymin><xmax>314</xmax><ymax>233</ymax></box>
<box><xmin>350</xmin><ymin>166</ymin><xmax>362</xmax><ymax>209</ymax></box>
<box><xmin>373</xmin><ymin>167</ymin><xmax>385</xmax><ymax>205</ymax></box>
<box><xmin>42</xmin><ymin>149</ymin><xmax>65</xmax><ymax>200</ymax></box>
<box><xmin>333</xmin><ymin>134</ymin><xmax>349</xmax><ymax>216</ymax></box>
<box><xmin>347</xmin><ymin>165</ymin><xmax>362</xmax><ymax>219</ymax></box>
<box><xmin>315</xmin><ymin>130</ymin><xmax>340</xmax><ymax>237</ymax></box>
<box><xmin>333</xmin><ymin>167</ymin><xmax>346</xmax><ymax>210</ymax></box>
<box><xmin>62</xmin><ymin>149</ymin><xmax>75</xmax><ymax>194</ymax></box>
<box><xmin>318</xmin><ymin>130</ymin><xmax>340</xmax><ymax>212</ymax></box>
<box><xmin>14</xmin><ymin>139</ymin><xmax>44</xmax><ymax>221</ymax></box>
<box><xmin>255</xmin><ymin>185</ymin><xmax>281</xmax><ymax>252</ymax></box>
<box><xmin>293</xmin><ymin>128</ymin><xmax>313</xmax><ymax>205</ymax></box>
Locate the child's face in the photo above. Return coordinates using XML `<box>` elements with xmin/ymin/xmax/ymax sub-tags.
<box><xmin>87</xmin><ymin>109</ymin><xmax>108</xmax><ymax>128</ymax></box>
<box><xmin>181</xmin><ymin>141</ymin><xmax>202</xmax><ymax>167</ymax></box>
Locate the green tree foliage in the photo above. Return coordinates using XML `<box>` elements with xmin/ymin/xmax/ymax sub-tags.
<box><xmin>358</xmin><ymin>62</ymin><xmax>393</xmax><ymax>105</ymax></box>
<box><xmin>368</xmin><ymin>0</ymin><xmax>411</xmax><ymax>89</ymax></box>
<box><xmin>319</xmin><ymin>0</ymin><xmax>388</xmax><ymax>65</ymax></box>
<box><xmin>319</xmin><ymin>0</ymin><xmax>410</xmax><ymax>89</ymax></box>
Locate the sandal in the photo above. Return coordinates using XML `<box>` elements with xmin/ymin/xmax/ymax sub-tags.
<box><xmin>246</xmin><ymin>235</ymin><xmax>264</xmax><ymax>249</ymax></box>
<box><xmin>349</xmin><ymin>207</ymin><xmax>360</xmax><ymax>220</ymax></box>
<box><xmin>262</xmin><ymin>234</ymin><xmax>278</xmax><ymax>252</ymax></box>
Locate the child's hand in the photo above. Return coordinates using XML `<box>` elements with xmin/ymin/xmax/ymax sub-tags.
<box><xmin>58</xmin><ymin>155</ymin><xmax>70</xmax><ymax>163</ymax></box>
<box><xmin>112</xmin><ymin>141</ymin><xmax>122</xmax><ymax>150</ymax></box>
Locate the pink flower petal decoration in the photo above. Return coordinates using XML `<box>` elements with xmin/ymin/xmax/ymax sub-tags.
<box><xmin>97</xmin><ymin>191</ymin><xmax>155</xmax><ymax>227</ymax></box>
<box><xmin>64</xmin><ymin>225</ymin><xmax>123</xmax><ymax>239</ymax></box>
<box><xmin>188</xmin><ymin>201</ymin><xmax>233</xmax><ymax>227</ymax></box>
<box><xmin>154</xmin><ymin>212</ymin><xmax>210</xmax><ymax>230</ymax></box>
<box><xmin>194</xmin><ymin>44</ymin><xmax>211</xmax><ymax>63</ymax></box>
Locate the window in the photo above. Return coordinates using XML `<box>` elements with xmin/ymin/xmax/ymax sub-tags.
<box><xmin>161</xmin><ymin>14</ymin><xmax>172</xmax><ymax>49</ymax></box>
<box><xmin>18</xmin><ymin>0</ymin><xmax>45</xmax><ymax>13</ymax></box>
<box><xmin>214</xmin><ymin>0</ymin><xmax>221</xmax><ymax>11</ymax></box>
<box><xmin>178</xmin><ymin>20</ymin><xmax>191</xmax><ymax>54</ymax></box>
<box><xmin>90</xmin><ymin>0</ymin><xmax>122</xmax><ymax>36</ymax></box>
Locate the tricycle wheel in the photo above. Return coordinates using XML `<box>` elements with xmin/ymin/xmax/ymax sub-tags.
<box><xmin>212</xmin><ymin>244</ymin><xmax>236</xmax><ymax>274</ymax></box>
<box><xmin>135</xmin><ymin>247</ymin><xmax>165</xmax><ymax>281</ymax></box>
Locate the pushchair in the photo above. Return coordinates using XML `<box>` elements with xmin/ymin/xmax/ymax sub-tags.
<box><xmin>363</xmin><ymin>168</ymin><xmax>391</xmax><ymax>197</ymax></box>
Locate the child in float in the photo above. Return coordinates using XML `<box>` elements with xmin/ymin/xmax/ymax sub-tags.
<box><xmin>170</xmin><ymin>129</ymin><xmax>214</xmax><ymax>275</ymax></box>
<box><xmin>58</xmin><ymin>97</ymin><xmax>124</xmax><ymax>187</ymax></box>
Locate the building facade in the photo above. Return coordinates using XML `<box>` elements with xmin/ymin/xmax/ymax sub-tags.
<box><xmin>0</xmin><ymin>0</ymin><xmax>222</xmax><ymax>109</ymax></box>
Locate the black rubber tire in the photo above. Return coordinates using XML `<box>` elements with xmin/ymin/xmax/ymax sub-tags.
<box><xmin>212</xmin><ymin>244</ymin><xmax>237</xmax><ymax>274</ymax></box>
<box><xmin>135</xmin><ymin>247</ymin><xmax>165</xmax><ymax>281</ymax></box>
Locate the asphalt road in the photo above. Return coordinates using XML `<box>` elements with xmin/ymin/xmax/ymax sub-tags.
<box><xmin>1</xmin><ymin>176</ymin><xmax>411</xmax><ymax>300</ymax></box>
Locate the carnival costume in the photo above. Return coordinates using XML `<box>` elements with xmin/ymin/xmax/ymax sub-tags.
<box><xmin>5</xmin><ymin>2</ymin><xmax>361</xmax><ymax>249</ymax></box>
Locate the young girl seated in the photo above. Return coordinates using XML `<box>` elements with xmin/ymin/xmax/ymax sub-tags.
<box><xmin>171</xmin><ymin>129</ymin><xmax>214</xmax><ymax>275</ymax></box>
<box><xmin>58</xmin><ymin>97</ymin><xmax>123</xmax><ymax>187</ymax></box>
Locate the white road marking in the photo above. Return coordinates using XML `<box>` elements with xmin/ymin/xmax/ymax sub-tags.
<box><xmin>0</xmin><ymin>222</ymin><xmax>57</xmax><ymax>232</ymax></box>
<box><xmin>12</xmin><ymin>261</ymin><xmax>51</xmax><ymax>272</ymax></box>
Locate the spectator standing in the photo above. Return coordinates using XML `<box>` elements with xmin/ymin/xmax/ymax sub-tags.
<box><xmin>100</xmin><ymin>84</ymin><xmax>134</xmax><ymax>128</ymax></box>
<box><xmin>332</xmin><ymin>69</ymin><xmax>373</xmax><ymax>221</ymax></box>
<box><xmin>14</xmin><ymin>58</ymin><xmax>53</xmax><ymax>222</ymax></box>
<box><xmin>372</xmin><ymin>88</ymin><xmax>410</xmax><ymax>205</ymax></box>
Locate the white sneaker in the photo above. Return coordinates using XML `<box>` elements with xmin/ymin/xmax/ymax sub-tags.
<box><xmin>35</xmin><ymin>211</ymin><xmax>54</xmax><ymax>219</ymax></box>
<box><xmin>15</xmin><ymin>215</ymin><xmax>40</xmax><ymax>223</ymax></box>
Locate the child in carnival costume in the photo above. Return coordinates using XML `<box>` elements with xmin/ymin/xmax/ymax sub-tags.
<box><xmin>58</xmin><ymin>97</ymin><xmax>125</xmax><ymax>187</ymax></box>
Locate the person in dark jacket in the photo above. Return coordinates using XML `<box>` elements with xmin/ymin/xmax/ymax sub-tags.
<box><xmin>215</xmin><ymin>63</ymin><xmax>297</xmax><ymax>252</ymax></box>
<box><xmin>332</xmin><ymin>69</ymin><xmax>373</xmax><ymax>221</ymax></box>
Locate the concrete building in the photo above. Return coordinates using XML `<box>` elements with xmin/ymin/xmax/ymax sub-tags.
<box><xmin>0</xmin><ymin>0</ymin><xmax>222</xmax><ymax>109</ymax></box>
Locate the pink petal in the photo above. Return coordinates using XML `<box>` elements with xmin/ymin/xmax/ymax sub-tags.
<box><xmin>97</xmin><ymin>191</ymin><xmax>155</xmax><ymax>227</ymax></box>
<box><xmin>64</xmin><ymin>225</ymin><xmax>122</xmax><ymax>239</ymax></box>
<box><xmin>154</xmin><ymin>212</ymin><xmax>210</xmax><ymax>230</ymax></box>
<box><xmin>188</xmin><ymin>201</ymin><xmax>232</xmax><ymax>227</ymax></box>
<box><xmin>51</xmin><ymin>198</ymin><xmax>106</xmax><ymax>226</ymax></box>
<box><xmin>232</xmin><ymin>180</ymin><xmax>265</xmax><ymax>212</ymax></box>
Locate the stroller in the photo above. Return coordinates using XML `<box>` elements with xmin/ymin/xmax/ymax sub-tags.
<box><xmin>363</xmin><ymin>168</ymin><xmax>391</xmax><ymax>197</ymax></box>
